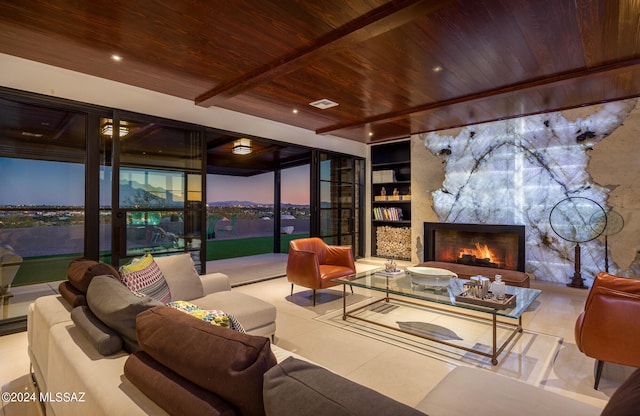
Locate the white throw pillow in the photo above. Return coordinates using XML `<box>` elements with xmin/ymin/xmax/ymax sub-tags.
<box><xmin>153</xmin><ymin>253</ymin><xmax>204</xmax><ymax>301</ymax></box>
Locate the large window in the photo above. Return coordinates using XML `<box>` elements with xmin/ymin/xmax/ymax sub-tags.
<box><xmin>0</xmin><ymin>89</ymin><xmax>365</xmax><ymax>332</ymax></box>
<box><xmin>0</xmin><ymin>96</ymin><xmax>87</xmax><ymax>323</ymax></box>
<box><xmin>206</xmin><ymin>172</ymin><xmax>274</xmax><ymax>260</ymax></box>
<box><xmin>280</xmin><ymin>164</ymin><xmax>310</xmax><ymax>252</ymax></box>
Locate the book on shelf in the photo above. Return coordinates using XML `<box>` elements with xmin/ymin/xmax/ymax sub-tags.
<box><xmin>372</xmin><ymin>207</ymin><xmax>403</xmax><ymax>221</ymax></box>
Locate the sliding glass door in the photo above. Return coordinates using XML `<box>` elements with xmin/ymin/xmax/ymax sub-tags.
<box><xmin>107</xmin><ymin>112</ymin><xmax>205</xmax><ymax>270</ymax></box>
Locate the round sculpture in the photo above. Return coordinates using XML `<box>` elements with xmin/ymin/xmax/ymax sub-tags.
<box><xmin>549</xmin><ymin>197</ymin><xmax>606</xmax><ymax>288</ymax></box>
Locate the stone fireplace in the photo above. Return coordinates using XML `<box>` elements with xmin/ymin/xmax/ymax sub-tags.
<box><xmin>423</xmin><ymin>222</ymin><xmax>526</xmax><ymax>272</ymax></box>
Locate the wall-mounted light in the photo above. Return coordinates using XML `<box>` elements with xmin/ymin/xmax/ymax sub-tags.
<box><xmin>232</xmin><ymin>138</ymin><xmax>252</xmax><ymax>155</ymax></box>
<box><xmin>101</xmin><ymin>122</ymin><xmax>129</xmax><ymax>138</ymax></box>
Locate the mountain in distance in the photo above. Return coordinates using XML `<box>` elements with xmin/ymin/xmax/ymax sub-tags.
<box><xmin>208</xmin><ymin>200</ymin><xmax>309</xmax><ymax>208</ymax></box>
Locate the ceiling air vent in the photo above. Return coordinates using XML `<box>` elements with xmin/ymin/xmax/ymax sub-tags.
<box><xmin>309</xmin><ymin>99</ymin><xmax>339</xmax><ymax>109</ymax></box>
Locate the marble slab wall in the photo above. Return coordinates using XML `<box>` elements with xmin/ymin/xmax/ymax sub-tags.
<box><xmin>412</xmin><ymin>98</ymin><xmax>640</xmax><ymax>285</ymax></box>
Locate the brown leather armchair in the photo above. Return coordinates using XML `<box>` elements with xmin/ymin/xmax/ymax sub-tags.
<box><xmin>286</xmin><ymin>237</ymin><xmax>356</xmax><ymax>305</ymax></box>
<box><xmin>575</xmin><ymin>272</ymin><xmax>640</xmax><ymax>389</ymax></box>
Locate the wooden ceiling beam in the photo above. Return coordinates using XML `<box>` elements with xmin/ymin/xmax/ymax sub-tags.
<box><xmin>316</xmin><ymin>57</ymin><xmax>640</xmax><ymax>135</ymax></box>
<box><xmin>194</xmin><ymin>0</ymin><xmax>454</xmax><ymax>108</ymax></box>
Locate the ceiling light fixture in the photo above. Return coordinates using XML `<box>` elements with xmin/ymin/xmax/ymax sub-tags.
<box><xmin>111</xmin><ymin>54</ymin><xmax>123</xmax><ymax>62</ymax></box>
<box><xmin>232</xmin><ymin>138</ymin><xmax>252</xmax><ymax>155</ymax></box>
<box><xmin>101</xmin><ymin>123</ymin><xmax>129</xmax><ymax>137</ymax></box>
<box><xmin>309</xmin><ymin>99</ymin><xmax>339</xmax><ymax>109</ymax></box>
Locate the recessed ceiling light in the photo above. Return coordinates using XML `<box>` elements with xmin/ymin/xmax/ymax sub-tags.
<box><xmin>432</xmin><ymin>65</ymin><xmax>443</xmax><ymax>73</ymax></box>
<box><xmin>111</xmin><ymin>54</ymin><xmax>123</xmax><ymax>62</ymax></box>
<box><xmin>309</xmin><ymin>99</ymin><xmax>339</xmax><ymax>109</ymax></box>
<box><xmin>368</xmin><ymin>132</ymin><xmax>374</xmax><ymax>137</ymax></box>
<box><xmin>292</xmin><ymin>109</ymin><xmax>298</xmax><ymax>114</ymax></box>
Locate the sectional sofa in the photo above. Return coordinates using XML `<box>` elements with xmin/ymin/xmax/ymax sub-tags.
<box><xmin>25</xmin><ymin>254</ymin><xmax>635</xmax><ymax>415</ymax></box>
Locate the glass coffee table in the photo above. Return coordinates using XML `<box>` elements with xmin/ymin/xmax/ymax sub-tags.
<box><xmin>333</xmin><ymin>268</ymin><xmax>541</xmax><ymax>365</ymax></box>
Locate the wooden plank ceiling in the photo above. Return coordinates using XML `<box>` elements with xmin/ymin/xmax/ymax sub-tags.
<box><xmin>0</xmin><ymin>0</ymin><xmax>639</xmax><ymax>144</ymax></box>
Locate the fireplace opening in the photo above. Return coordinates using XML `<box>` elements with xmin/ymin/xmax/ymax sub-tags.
<box><xmin>424</xmin><ymin>223</ymin><xmax>525</xmax><ymax>272</ymax></box>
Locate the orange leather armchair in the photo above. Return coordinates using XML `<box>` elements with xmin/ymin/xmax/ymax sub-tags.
<box><xmin>286</xmin><ymin>237</ymin><xmax>356</xmax><ymax>305</ymax></box>
<box><xmin>575</xmin><ymin>272</ymin><xmax>640</xmax><ymax>389</ymax></box>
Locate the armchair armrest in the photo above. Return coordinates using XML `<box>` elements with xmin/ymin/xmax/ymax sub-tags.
<box><xmin>200</xmin><ymin>272</ymin><xmax>231</xmax><ymax>295</ymax></box>
<box><xmin>286</xmin><ymin>249</ymin><xmax>321</xmax><ymax>287</ymax></box>
<box><xmin>575</xmin><ymin>286</ymin><xmax>640</xmax><ymax>367</ymax></box>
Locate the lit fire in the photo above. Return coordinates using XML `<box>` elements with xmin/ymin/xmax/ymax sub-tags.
<box><xmin>459</xmin><ymin>243</ymin><xmax>495</xmax><ymax>261</ymax></box>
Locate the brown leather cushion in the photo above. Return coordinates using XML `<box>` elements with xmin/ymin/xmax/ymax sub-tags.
<box><xmin>601</xmin><ymin>368</ymin><xmax>640</xmax><ymax>416</ymax></box>
<box><xmin>136</xmin><ymin>306</ymin><xmax>277</xmax><ymax>416</ymax></box>
<box><xmin>67</xmin><ymin>258</ymin><xmax>120</xmax><ymax>293</ymax></box>
<box><xmin>417</xmin><ymin>261</ymin><xmax>530</xmax><ymax>287</ymax></box>
<box><xmin>125</xmin><ymin>351</ymin><xmax>236</xmax><ymax>416</ymax></box>
<box><xmin>58</xmin><ymin>281</ymin><xmax>86</xmax><ymax>307</ymax></box>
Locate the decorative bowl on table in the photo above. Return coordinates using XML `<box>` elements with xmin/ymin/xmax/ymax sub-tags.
<box><xmin>405</xmin><ymin>266</ymin><xmax>457</xmax><ymax>290</ymax></box>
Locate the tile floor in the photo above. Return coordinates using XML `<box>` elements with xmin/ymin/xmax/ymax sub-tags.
<box><xmin>0</xmin><ymin>258</ymin><xmax>631</xmax><ymax>415</ymax></box>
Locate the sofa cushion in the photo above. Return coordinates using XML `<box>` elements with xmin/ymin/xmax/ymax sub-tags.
<box><xmin>119</xmin><ymin>253</ymin><xmax>171</xmax><ymax>303</ymax></box>
<box><xmin>601</xmin><ymin>368</ymin><xmax>640</xmax><ymax>416</ymax></box>
<box><xmin>58</xmin><ymin>281</ymin><xmax>87</xmax><ymax>308</ymax></box>
<box><xmin>263</xmin><ymin>357</ymin><xmax>425</xmax><ymax>416</ymax></box>
<box><xmin>67</xmin><ymin>257</ymin><xmax>119</xmax><ymax>293</ymax></box>
<box><xmin>191</xmin><ymin>291</ymin><xmax>276</xmax><ymax>334</ymax></box>
<box><xmin>125</xmin><ymin>351</ymin><xmax>236</xmax><ymax>416</ymax></box>
<box><xmin>70</xmin><ymin>306</ymin><xmax>123</xmax><ymax>355</ymax></box>
<box><xmin>86</xmin><ymin>275</ymin><xmax>163</xmax><ymax>353</ymax></box>
<box><xmin>167</xmin><ymin>300</ymin><xmax>245</xmax><ymax>332</ymax></box>
<box><xmin>136</xmin><ymin>306</ymin><xmax>277</xmax><ymax>416</ymax></box>
<box><xmin>154</xmin><ymin>253</ymin><xmax>204</xmax><ymax>301</ymax></box>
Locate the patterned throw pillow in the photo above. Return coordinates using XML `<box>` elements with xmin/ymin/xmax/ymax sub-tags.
<box><xmin>167</xmin><ymin>300</ymin><xmax>245</xmax><ymax>333</ymax></box>
<box><xmin>119</xmin><ymin>254</ymin><xmax>171</xmax><ymax>304</ymax></box>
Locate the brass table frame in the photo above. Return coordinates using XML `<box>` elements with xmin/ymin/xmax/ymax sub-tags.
<box><xmin>337</xmin><ymin>274</ymin><xmax>537</xmax><ymax>365</ymax></box>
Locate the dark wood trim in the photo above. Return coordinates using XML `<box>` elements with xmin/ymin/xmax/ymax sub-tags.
<box><xmin>194</xmin><ymin>0</ymin><xmax>454</xmax><ymax>107</ymax></box>
<box><xmin>317</xmin><ymin>57</ymin><xmax>640</xmax><ymax>135</ymax></box>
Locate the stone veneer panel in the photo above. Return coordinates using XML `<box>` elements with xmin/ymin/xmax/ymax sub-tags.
<box><xmin>412</xmin><ymin>98</ymin><xmax>640</xmax><ymax>285</ymax></box>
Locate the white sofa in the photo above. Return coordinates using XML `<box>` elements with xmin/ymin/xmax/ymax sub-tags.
<box><xmin>28</xmin><ymin>253</ymin><xmax>279</xmax><ymax>416</ymax></box>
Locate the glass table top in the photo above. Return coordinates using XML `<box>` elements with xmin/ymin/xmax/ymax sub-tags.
<box><xmin>333</xmin><ymin>268</ymin><xmax>541</xmax><ymax>319</ymax></box>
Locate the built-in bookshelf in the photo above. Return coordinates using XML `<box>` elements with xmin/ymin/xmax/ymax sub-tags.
<box><xmin>371</xmin><ymin>140</ymin><xmax>411</xmax><ymax>260</ymax></box>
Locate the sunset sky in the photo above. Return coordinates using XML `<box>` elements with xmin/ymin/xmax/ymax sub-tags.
<box><xmin>1</xmin><ymin>158</ymin><xmax>310</xmax><ymax>206</ymax></box>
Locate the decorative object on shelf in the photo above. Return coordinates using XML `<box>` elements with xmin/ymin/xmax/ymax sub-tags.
<box><xmin>549</xmin><ymin>197</ymin><xmax>606</xmax><ymax>288</ymax></box>
<box><xmin>375</xmin><ymin>187</ymin><xmax>389</xmax><ymax>201</ymax></box>
<box><xmin>388</xmin><ymin>187</ymin><xmax>401</xmax><ymax>200</ymax></box>
<box><xmin>376</xmin><ymin>226</ymin><xmax>411</xmax><ymax>259</ymax></box>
